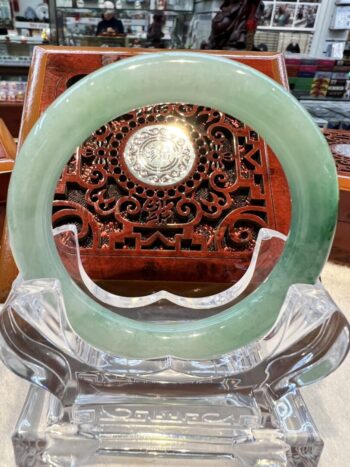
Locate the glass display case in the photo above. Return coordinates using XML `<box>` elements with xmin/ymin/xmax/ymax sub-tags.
<box><xmin>187</xmin><ymin>0</ymin><xmax>323</xmax><ymax>52</ymax></box>
<box><xmin>0</xmin><ymin>37</ymin><xmax>33</xmax><ymax>136</ymax></box>
<box><xmin>0</xmin><ymin>0</ymin><xmax>347</xmax><ymax>138</ymax></box>
<box><xmin>0</xmin><ymin>0</ymin><xmax>51</xmax><ymax>135</ymax></box>
<box><xmin>50</xmin><ymin>0</ymin><xmax>194</xmax><ymax>48</ymax></box>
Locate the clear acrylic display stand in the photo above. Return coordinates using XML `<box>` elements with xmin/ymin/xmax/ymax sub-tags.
<box><xmin>1</xmin><ymin>226</ymin><xmax>349</xmax><ymax>466</ymax></box>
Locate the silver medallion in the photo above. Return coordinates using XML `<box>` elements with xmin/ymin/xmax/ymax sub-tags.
<box><xmin>123</xmin><ymin>124</ymin><xmax>196</xmax><ymax>186</ymax></box>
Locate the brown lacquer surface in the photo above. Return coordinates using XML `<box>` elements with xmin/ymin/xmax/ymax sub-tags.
<box><xmin>54</xmin><ymin>102</ymin><xmax>290</xmax><ymax>282</ymax></box>
<box><xmin>0</xmin><ymin>118</ymin><xmax>16</xmax><ymax>233</ymax></box>
<box><xmin>19</xmin><ymin>47</ymin><xmax>290</xmax><ymax>146</ymax></box>
<box><xmin>0</xmin><ymin>119</ymin><xmax>17</xmax><ymax>301</ymax></box>
<box><xmin>324</xmin><ymin>129</ymin><xmax>350</xmax><ymax>264</ymax></box>
<box><xmin>323</xmin><ymin>129</ymin><xmax>350</xmax><ymax>191</ymax></box>
<box><xmin>2</xmin><ymin>47</ymin><xmax>293</xmax><ymax>296</ymax></box>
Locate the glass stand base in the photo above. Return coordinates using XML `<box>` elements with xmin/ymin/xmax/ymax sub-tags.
<box><xmin>13</xmin><ymin>385</ymin><xmax>323</xmax><ymax>467</ymax></box>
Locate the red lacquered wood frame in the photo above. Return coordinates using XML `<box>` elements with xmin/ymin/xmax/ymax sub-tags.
<box><xmin>0</xmin><ymin>119</ymin><xmax>17</xmax><ymax>302</ymax></box>
<box><xmin>324</xmin><ymin>129</ymin><xmax>350</xmax><ymax>264</ymax></box>
<box><xmin>0</xmin><ymin>119</ymin><xmax>16</xmax><ymax>235</ymax></box>
<box><xmin>1</xmin><ymin>47</ymin><xmax>293</xmax><ymax>298</ymax></box>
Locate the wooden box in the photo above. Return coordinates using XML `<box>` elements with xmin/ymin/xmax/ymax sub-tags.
<box><xmin>1</xmin><ymin>47</ymin><xmax>294</xmax><ymax>299</ymax></box>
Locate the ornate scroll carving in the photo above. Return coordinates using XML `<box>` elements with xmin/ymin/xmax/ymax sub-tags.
<box><xmin>324</xmin><ymin>129</ymin><xmax>350</xmax><ymax>176</ymax></box>
<box><xmin>53</xmin><ymin>103</ymin><xmax>285</xmax><ymax>283</ymax></box>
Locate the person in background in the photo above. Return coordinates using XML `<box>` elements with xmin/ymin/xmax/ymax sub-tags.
<box><xmin>96</xmin><ymin>1</ymin><xmax>124</xmax><ymax>35</ymax></box>
<box><xmin>147</xmin><ymin>14</ymin><xmax>166</xmax><ymax>48</ymax></box>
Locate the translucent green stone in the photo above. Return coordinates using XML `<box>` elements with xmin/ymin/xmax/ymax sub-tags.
<box><xmin>7</xmin><ymin>52</ymin><xmax>338</xmax><ymax>359</ymax></box>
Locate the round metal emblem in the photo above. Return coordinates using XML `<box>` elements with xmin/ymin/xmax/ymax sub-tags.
<box><xmin>123</xmin><ymin>124</ymin><xmax>196</xmax><ymax>186</ymax></box>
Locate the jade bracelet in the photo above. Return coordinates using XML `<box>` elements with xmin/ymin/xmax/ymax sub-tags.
<box><xmin>7</xmin><ymin>52</ymin><xmax>338</xmax><ymax>360</ymax></box>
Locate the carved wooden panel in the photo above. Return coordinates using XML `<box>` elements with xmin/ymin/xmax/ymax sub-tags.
<box><xmin>53</xmin><ymin>102</ymin><xmax>286</xmax><ymax>282</ymax></box>
<box><xmin>14</xmin><ymin>47</ymin><xmax>291</xmax><ymax>285</ymax></box>
<box><xmin>324</xmin><ymin>129</ymin><xmax>350</xmax><ymax>177</ymax></box>
<box><xmin>323</xmin><ymin>129</ymin><xmax>350</xmax><ymax>265</ymax></box>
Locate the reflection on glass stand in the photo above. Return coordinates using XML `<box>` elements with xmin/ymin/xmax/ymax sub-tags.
<box><xmin>0</xmin><ymin>226</ymin><xmax>348</xmax><ymax>466</ymax></box>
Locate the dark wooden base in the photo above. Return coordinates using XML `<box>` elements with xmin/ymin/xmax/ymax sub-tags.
<box><xmin>0</xmin><ymin>102</ymin><xmax>23</xmax><ymax>138</ymax></box>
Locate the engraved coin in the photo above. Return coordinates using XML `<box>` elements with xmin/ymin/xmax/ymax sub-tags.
<box><xmin>123</xmin><ymin>124</ymin><xmax>196</xmax><ymax>186</ymax></box>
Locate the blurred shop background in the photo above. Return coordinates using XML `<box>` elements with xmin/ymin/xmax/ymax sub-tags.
<box><xmin>0</xmin><ymin>0</ymin><xmax>348</xmax><ymax>137</ymax></box>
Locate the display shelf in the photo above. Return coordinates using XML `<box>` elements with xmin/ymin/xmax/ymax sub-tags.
<box><xmin>0</xmin><ymin>60</ymin><xmax>30</xmax><ymax>68</ymax></box>
<box><xmin>0</xmin><ymin>38</ymin><xmax>28</xmax><ymax>137</ymax></box>
<box><xmin>189</xmin><ymin>0</ymin><xmax>321</xmax><ymax>49</ymax></box>
<box><xmin>299</xmin><ymin>95</ymin><xmax>350</xmax><ymax>101</ymax></box>
<box><xmin>0</xmin><ymin>37</ymin><xmax>44</xmax><ymax>44</ymax></box>
<box><xmin>56</xmin><ymin>0</ymin><xmax>193</xmax><ymax>8</ymax></box>
<box><xmin>14</xmin><ymin>21</ymin><xmax>49</xmax><ymax>29</ymax></box>
<box><xmin>0</xmin><ymin>101</ymin><xmax>24</xmax><ymax>106</ymax></box>
<box><xmin>300</xmin><ymin>98</ymin><xmax>350</xmax><ymax>130</ymax></box>
<box><xmin>52</xmin><ymin>3</ymin><xmax>192</xmax><ymax>47</ymax></box>
<box><xmin>57</xmin><ymin>6</ymin><xmax>193</xmax><ymax>13</ymax></box>
<box><xmin>0</xmin><ymin>42</ymin><xmax>42</xmax><ymax>67</ymax></box>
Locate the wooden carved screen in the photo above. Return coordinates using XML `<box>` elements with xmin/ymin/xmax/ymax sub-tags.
<box><xmin>324</xmin><ymin>129</ymin><xmax>350</xmax><ymax>264</ymax></box>
<box><xmin>18</xmin><ymin>47</ymin><xmax>292</xmax><ymax>287</ymax></box>
<box><xmin>324</xmin><ymin>130</ymin><xmax>350</xmax><ymax>180</ymax></box>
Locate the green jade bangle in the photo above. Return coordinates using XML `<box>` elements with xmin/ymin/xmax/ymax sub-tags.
<box><xmin>7</xmin><ymin>53</ymin><xmax>338</xmax><ymax>360</ymax></box>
